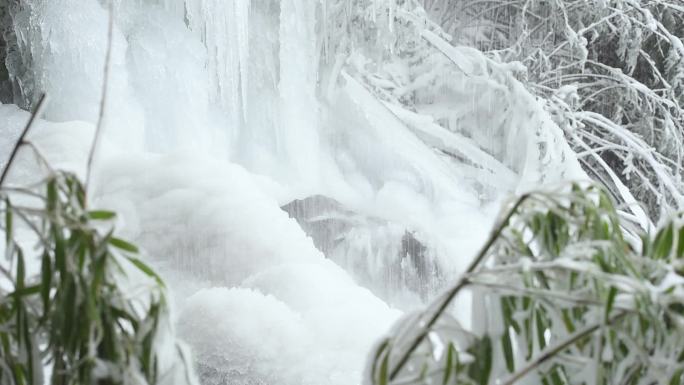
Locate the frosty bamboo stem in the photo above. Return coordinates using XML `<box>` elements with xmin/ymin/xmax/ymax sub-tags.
<box><xmin>465</xmin><ymin>279</ymin><xmax>606</xmax><ymax>308</ymax></box>
<box><xmin>388</xmin><ymin>193</ymin><xmax>531</xmax><ymax>380</ymax></box>
<box><xmin>0</xmin><ymin>94</ymin><xmax>47</xmax><ymax>188</ymax></box>
<box><xmin>85</xmin><ymin>4</ymin><xmax>114</xmax><ymax>199</ymax></box>
<box><xmin>501</xmin><ymin>312</ymin><xmax>627</xmax><ymax>385</ymax></box>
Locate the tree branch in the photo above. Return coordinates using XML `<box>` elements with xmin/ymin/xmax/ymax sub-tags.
<box><xmin>0</xmin><ymin>94</ymin><xmax>47</xmax><ymax>188</ymax></box>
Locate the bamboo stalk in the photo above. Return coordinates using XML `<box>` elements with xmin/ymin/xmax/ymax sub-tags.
<box><xmin>0</xmin><ymin>94</ymin><xmax>47</xmax><ymax>188</ymax></box>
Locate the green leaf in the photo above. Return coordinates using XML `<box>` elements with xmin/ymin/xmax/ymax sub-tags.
<box><xmin>605</xmin><ymin>286</ymin><xmax>617</xmax><ymax>322</ymax></box>
<box><xmin>547</xmin><ymin>366</ymin><xmax>565</xmax><ymax>385</ymax></box>
<box><xmin>443</xmin><ymin>342</ymin><xmax>455</xmax><ymax>385</ymax></box>
<box><xmin>40</xmin><ymin>251</ymin><xmax>51</xmax><ymax>315</ymax></box>
<box><xmin>10</xmin><ymin>285</ymin><xmax>41</xmax><ymax>298</ymax></box>
<box><xmin>4</xmin><ymin>198</ymin><xmax>12</xmax><ymax>245</ymax></box>
<box><xmin>46</xmin><ymin>179</ymin><xmax>57</xmax><ymax>212</ymax></box>
<box><xmin>378</xmin><ymin>351</ymin><xmax>389</xmax><ymax>385</ymax></box>
<box><xmin>128</xmin><ymin>257</ymin><xmax>164</xmax><ymax>287</ymax></box>
<box><xmin>87</xmin><ymin>210</ymin><xmax>116</xmax><ymax>220</ymax></box>
<box><xmin>671</xmin><ymin>368</ymin><xmax>683</xmax><ymax>385</ymax></box>
<box><xmin>16</xmin><ymin>248</ymin><xmax>25</xmax><ymax>290</ymax></box>
<box><xmin>109</xmin><ymin>237</ymin><xmax>139</xmax><ymax>253</ymax></box>
<box><xmin>502</xmin><ymin>328</ymin><xmax>515</xmax><ymax>373</ymax></box>
<box><xmin>371</xmin><ymin>339</ymin><xmax>390</xmax><ymax>385</ymax></box>
<box><xmin>677</xmin><ymin>226</ymin><xmax>684</xmax><ymax>259</ymax></box>
<box><xmin>536</xmin><ymin>309</ymin><xmax>548</xmax><ymax>350</ymax></box>
<box><xmin>561</xmin><ymin>309</ymin><xmax>576</xmax><ymax>333</ymax></box>
<box><xmin>653</xmin><ymin>223</ymin><xmax>674</xmax><ymax>260</ymax></box>
<box><xmin>467</xmin><ymin>335</ymin><xmax>492</xmax><ymax>385</ymax></box>
<box><xmin>52</xmin><ymin>226</ymin><xmax>66</xmax><ymax>276</ymax></box>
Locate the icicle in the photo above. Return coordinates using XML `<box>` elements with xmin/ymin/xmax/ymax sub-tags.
<box><xmin>235</xmin><ymin>0</ymin><xmax>250</xmax><ymax>124</ymax></box>
<box><xmin>180</xmin><ymin>0</ymin><xmax>250</xmax><ymax>138</ymax></box>
<box><xmin>322</xmin><ymin>0</ymin><xmax>329</xmax><ymax>63</ymax></box>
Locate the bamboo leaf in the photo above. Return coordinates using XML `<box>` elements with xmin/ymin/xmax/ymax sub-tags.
<box><xmin>40</xmin><ymin>251</ymin><xmax>51</xmax><ymax>316</ymax></box>
<box><xmin>467</xmin><ymin>335</ymin><xmax>492</xmax><ymax>385</ymax></box>
<box><xmin>605</xmin><ymin>286</ymin><xmax>617</xmax><ymax>322</ymax></box>
<box><xmin>4</xmin><ymin>198</ymin><xmax>12</xmax><ymax>245</ymax></box>
<box><xmin>379</xmin><ymin>352</ymin><xmax>389</xmax><ymax>385</ymax></box>
<box><xmin>443</xmin><ymin>342</ymin><xmax>455</xmax><ymax>385</ymax></box>
<box><xmin>87</xmin><ymin>210</ymin><xmax>116</xmax><ymax>220</ymax></box>
<box><xmin>128</xmin><ymin>257</ymin><xmax>164</xmax><ymax>287</ymax></box>
<box><xmin>653</xmin><ymin>223</ymin><xmax>674</xmax><ymax>260</ymax></box>
<box><xmin>502</xmin><ymin>328</ymin><xmax>515</xmax><ymax>373</ymax></box>
<box><xmin>109</xmin><ymin>237</ymin><xmax>139</xmax><ymax>253</ymax></box>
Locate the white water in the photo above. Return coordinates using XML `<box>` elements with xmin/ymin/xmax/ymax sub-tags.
<box><xmin>0</xmin><ymin>1</ymin><xmax>587</xmax><ymax>384</ymax></box>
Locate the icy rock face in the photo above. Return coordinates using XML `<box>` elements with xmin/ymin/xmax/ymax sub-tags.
<box><xmin>282</xmin><ymin>195</ymin><xmax>445</xmax><ymax>307</ymax></box>
<box><xmin>282</xmin><ymin>196</ymin><xmax>355</xmax><ymax>253</ymax></box>
<box><xmin>9</xmin><ymin>0</ymin><xmax>145</xmax><ymax>150</ymax></box>
<box><xmin>0</xmin><ymin>1</ymin><xmax>13</xmax><ymax>103</ymax></box>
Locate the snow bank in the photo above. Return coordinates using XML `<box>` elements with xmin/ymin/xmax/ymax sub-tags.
<box><xmin>89</xmin><ymin>152</ymin><xmax>400</xmax><ymax>384</ymax></box>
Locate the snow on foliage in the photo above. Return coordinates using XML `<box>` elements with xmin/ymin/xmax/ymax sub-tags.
<box><xmin>368</xmin><ymin>183</ymin><xmax>684</xmax><ymax>385</ymax></box>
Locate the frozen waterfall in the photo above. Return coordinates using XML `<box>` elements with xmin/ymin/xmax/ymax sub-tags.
<box><xmin>0</xmin><ymin>1</ymin><xmax>587</xmax><ymax>384</ymax></box>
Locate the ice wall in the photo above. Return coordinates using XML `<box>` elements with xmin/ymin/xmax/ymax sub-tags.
<box><xmin>167</xmin><ymin>0</ymin><xmax>250</xmax><ymax>141</ymax></box>
<box><xmin>278</xmin><ymin>0</ymin><xmax>321</xmax><ymax>185</ymax></box>
<box><xmin>10</xmin><ymin>0</ymin><xmax>145</xmax><ymax>150</ymax></box>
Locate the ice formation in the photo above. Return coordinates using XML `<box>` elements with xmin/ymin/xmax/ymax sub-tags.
<box><xmin>0</xmin><ymin>0</ymin><xmax>590</xmax><ymax>384</ymax></box>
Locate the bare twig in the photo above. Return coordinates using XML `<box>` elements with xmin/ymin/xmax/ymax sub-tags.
<box><xmin>0</xmin><ymin>94</ymin><xmax>48</xmax><ymax>188</ymax></box>
<box><xmin>388</xmin><ymin>193</ymin><xmax>531</xmax><ymax>380</ymax></box>
<box><xmin>85</xmin><ymin>4</ymin><xmax>114</xmax><ymax>199</ymax></box>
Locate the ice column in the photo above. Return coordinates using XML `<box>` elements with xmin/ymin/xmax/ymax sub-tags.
<box><xmin>278</xmin><ymin>0</ymin><xmax>320</xmax><ymax>185</ymax></box>
<box><xmin>179</xmin><ymin>0</ymin><xmax>250</xmax><ymax>142</ymax></box>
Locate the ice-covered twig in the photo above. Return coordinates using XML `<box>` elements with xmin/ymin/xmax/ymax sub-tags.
<box><xmin>85</xmin><ymin>4</ymin><xmax>114</xmax><ymax>200</ymax></box>
<box><xmin>0</xmin><ymin>94</ymin><xmax>47</xmax><ymax>188</ymax></box>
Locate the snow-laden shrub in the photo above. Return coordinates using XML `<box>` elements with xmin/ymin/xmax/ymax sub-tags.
<box><xmin>0</xmin><ymin>148</ymin><xmax>195</xmax><ymax>383</ymax></box>
<box><xmin>425</xmin><ymin>0</ymin><xmax>684</xmax><ymax>220</ymax></box>
<box><xmin>367</xmin><ymin>182</ymin><xmax>684</xmax><ymax>385</ymax></box>
<box><xmin>322</xmin><ymin>0</ymin><xmax>684</xmax><ymax>224</ymax></box>
<box><xmin>321</xmin><ymin>0</ymin><xmax>585</xmax><ymax>204</ymax></box>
